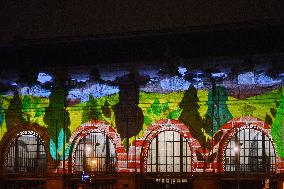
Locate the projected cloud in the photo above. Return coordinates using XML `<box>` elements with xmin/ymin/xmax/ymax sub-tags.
<box><xmin>20</xmin><ymin>85</ymin><xmax>51</xmax><ymax>97</ymax></box>
<box><xmin>67</xmin><ymin>83</ymin><xmax>119</xmax><ymax>102</ymax></box>
<box><xmin>178</xmin><ymin>67</ymin><xmax>187</xmax><ymax>77</ymax></box>
<box><xmin>37</xmin><ymin>73</ymin><xmax>53</xmax><ymax>84</ymax></box>
<box><xmin>160</xmin><ymin>76</ymin><xmax>190</xmax><ymax>91</ymax></box>
<box><xmin>238</xmin><ymin>72</ymin><xmax>281</xmax><ymax>85</ymax></box>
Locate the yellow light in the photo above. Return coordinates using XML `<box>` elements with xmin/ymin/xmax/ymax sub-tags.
<box><xmin>234</xmin><ymin>146</ymin><xmax>239</xmax><ymax>152</ymax></box>
<box><xmin>91</xmin><ymin>159</ymin><xmax>97</xmax><ymax>164</ymax></box>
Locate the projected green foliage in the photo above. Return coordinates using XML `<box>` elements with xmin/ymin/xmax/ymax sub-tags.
<box><xmin>1</xmin><ymin>75</ymin><xmax>284</xmax><ymax>159</ymax></box>
<box><xmin>178</xmin><ymin>84</ymin><xmax>216</xmax><ymax>170</ymax></box>
<box><xmin>144</xmin><ymin>98</ymin><xmax>182</xmax><ymax>126</ymax></box>
<box><xmin>205</xmin><ymin>86</ymin><xmax>232</xmax><ymax>134</ymax></box>
<box><xmin>240</xmin><ymin>103</ymin><xmax>257</xmax><ymax>116</ymax></box>
<box><xmin>227</xmin><ymin>88</ymin><xmax>280</xmax><ymax>121</ymax></box>
<box><xmin>43</xmin><ymin>83</ymin><xmax>71</xmax><ymax>160</ymax></box>
<box><xmin>271</xmin><ymin>97</ymin><xmax>284</xmax><ymax>158</ymax></box>
<box><xmin>5</xmin><ymin>90</ymin><xmax>25</xmax><ymax>130</ymax></box>
<box><xmin>50</xmin><ymin>128</ymin><xmax>71</xmax><ymax>160</ymax></box>
<box><xmin>81</xmin><ymin>95</ymin><xmax>103</xmax><ymax>123</ymax></box>
<box><xmin>0</xmin><ymin>96</ymin><xmax>4</xmax><ymax>128</ymax></box>
<box><xmin>68</xmin><ymin>94</ymin><xmax>118</xmax><ymax>134</ymax></box>
<box><xmin>179</xmin><ymin>85</ymin><xmax>212</xmax><ymax>149</ymax></box>
<box><xmin>22</xmin><ymin>95</ymin><xmax>45</xmax><ymax>124</ymax></box>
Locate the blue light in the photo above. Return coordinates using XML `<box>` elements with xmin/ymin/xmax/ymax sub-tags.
<box><xmin>81</xmin><ymin>171</ymin><xmax>90</xmax><ymax>182</ymax></box>
<box><xmin>256</xmin><ymin>72</ymin><xmax>281</xmax><ymax>84</ymax></box>
<box><xmin>160</xmin><ymin>76</ymin><xmax>190</xmax><ymax>91</ymax></box>
<box><xmin>279</xmin><ymin>73</ymin><xmax>284</xmax><ymax>80</ymax></box>
<box><xmin>194</xmin><ymin>71</ymin><xmax>204</xmax><ymax>77</ymax></box>
<box><xmin>70</xmin><ymin>73</ymin><xmax>89</xmax><ymax>83</ymax></box>
<box><xmin>77</xmin><ymin>79</ymin><xmax>87</xmax><ymax>82</ymax></box>
<box><xmin>11</xmin><ymin>82</ymin><xmax>17</xmax><ymax>86</ymax></box>
<box><xmin>187</xmin><ymin>71</ymin><xmax>204</xmax><ymax>85</ymax></box>
<box><xmin>67</xmin><ymin>83</ymin><xmax>119</xmax><ymax>102</ymax></box>
<box><xmin>192</xmin><ymin>77</ymin><xmax>202</xmax><ymax>82</ymax></box>
<box><xmin>11</xmin><ymin>82</ymin><xmax>18</xmax><ymax>86</ymax></box>
<box><xmin>211</xmin><ymin>72</ymin><xmax>227</xmax><ymax>80</ymax></box>
<box><xmin>238</xmin><ymin>72</ymin><xmax>282</xmax><ymax>85</ymax></box>
<box><xmin>37</xmin><ymin>73</ymin><xmax>53</xmax><ymax>84</ymax></box>
<box><xmin>178</xmin><ymin>67</ymin><xmax>187</xmax><ymax>77</ymax></box>
<box><xmin>238</xmin><ymin>72</ymin><xmax>255</xmax><ymax>85</ymax></box>
<box><xmin>20</xmin><ymin>85</ymin><xmax>51</xmax><ymax>97</ymax></box>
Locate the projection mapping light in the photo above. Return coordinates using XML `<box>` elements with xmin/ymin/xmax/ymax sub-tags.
<box><xmin>37</xmin><ymin>73</ymin><xmax>53</xmax><ymax>84</ymax></box>
<box><xmin>81</xmin><ymin>171</ymin><xmax>90</xmax><ymax>182</ymax></box>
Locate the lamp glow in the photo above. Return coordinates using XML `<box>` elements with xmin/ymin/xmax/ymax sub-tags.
<box><xmin>91</xmin><ymin>159</ymin><xmax>97</xmax><ymax>164</ymax></box>
<box><xmin>86</xmin><ymin>146</ymin><xmax>92</xmax><ymax>152</ymax></box>
<box><xmin>234</xmin><ymin>146</ymin><xmax>239</xmax><ymax>152</ymax></box>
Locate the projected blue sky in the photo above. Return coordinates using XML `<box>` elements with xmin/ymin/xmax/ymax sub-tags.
<box><xmin>67</xmin><ymin>83</ymin><xmax>119</xmax><ymax>102</ymax></box>
<box><xmin>37</xmin><ymin>73</ymin><xmax>53</xmax><ymax>84</ymax></box>
<box><xmin>0</xmin><ymin>66</ymin><xmax>283</xmax><ymax>102</ymax></box>
<box><xmin>237</xmin><ymin>72</ymin><xmax>282</xmax><ymax>85</ymax></box>
<box><xmin>20</xmin><ymin>85</ymin><xmax>51</xmax><ymax>98</ymax></box>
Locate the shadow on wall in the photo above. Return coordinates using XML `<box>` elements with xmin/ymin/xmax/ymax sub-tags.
<box><xmin>178</xmin><ymin>84</ymin><xmax>212</xmax><ymax>149</ymax></box>
<box><xmin>0</xmin><ymin>96</ymin><xmax>5</xmax><ymax>129</ymax></box>
<box><xmin>81</xmin><ymin>94</ymin><xmax>103</xmax><ymax>124</ymax></box>
<box><xmin>178</xmin><ymin>85</ymin><xmax>232</xmax><ymax>171</ymax></box>
<box><xmin>179</xmin><ymin>85</ymin><xmax>232</xmax><ymax>148</ymax></box>
<box><xmin>113</xmin><ymin>71</ymin><xmax>149</xmax><ymax>139</ymax></box>
<box><xmin>271</xmin><ymin>95</ymin><xmax>284</xmax><ymax>158</ymax></box>
<box><xmin>43</xmin><ymin>76</ymin><xmax>71</xmax><ymax>160</ymax></box>
<box><xmin>5</xmin><ymin>89</ymin><xmax>24</xmax><ymax>131</ymax></box>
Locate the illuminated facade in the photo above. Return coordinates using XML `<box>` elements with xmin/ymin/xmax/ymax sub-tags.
<box><xmin>0</xmin><ymin>25</ymin><xmax>284</xmax><ymax>189</ymax></box>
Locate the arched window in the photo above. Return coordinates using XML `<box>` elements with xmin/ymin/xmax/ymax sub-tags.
<box><xmin>225</xmin><ymin>128</ymin><xmax>276</xmax><ymax>172</ymax></box>
<box><xmin>74</xmin><ymin>132</ymin><xmax>116</xmax><ymax>173</ymax></box>
<box><xmin>6</xmin><ymin>130</ymin><xmax>47</xmax><ymax>175</ymax></box>
<box><xmin>146</xmin><ymin>130</ymin><xmax>192</xmax><ymax>173</ymax></box>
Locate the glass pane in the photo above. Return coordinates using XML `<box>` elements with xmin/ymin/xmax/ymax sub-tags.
<box><xmin>224</xmin><ymin>128</ymin><xmax>276</xmax><ymax>173</ymax></box>
<box><xmin>7</xmin><ymin>131</ymin><xmax>47</xmax><ymax>175</ymax></box>
<box><xmin>75</xmin><ymin>132</ymin><xmax>116</xmax><ymax>172</ymax></box>
<box><xmin>146</xmin><ymin>130</ymin><xmax>192</xmax><ymax>172</ymax></box>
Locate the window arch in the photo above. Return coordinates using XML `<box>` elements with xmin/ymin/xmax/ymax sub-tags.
<box><xmin>224</xmin><ymin>128</ymin><xmax>276</xmax><ymax>172</ymax></box>
<box><xmin>74</xmin><ymin>132</ymin><xmax>116</xmax><ymax>173</ymax></box>
<box><xmin>6</xmin><ymin>130</ymin><xmax>47</xmax><ymax>175</ymax></box>
<box><xmin>146</xmin><ymin>130</ymin><xmax>192</xmax><ymax>173</ymax></box>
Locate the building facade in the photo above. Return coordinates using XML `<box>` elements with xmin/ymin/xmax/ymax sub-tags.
<box><xmin>0</xmin><ymin>6</ymin><xmax>283</xmax><ymax>185</ymax></box>
<box><xmin>0</xmin><ymin>46</ymin><xmax>284</xmax><ymax>189</ymax></box>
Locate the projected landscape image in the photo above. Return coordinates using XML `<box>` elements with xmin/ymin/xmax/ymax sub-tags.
<box><xmin>0</xmin><ymin>59</ymin><xmax>283</xmax><ymax>160</ymax></box>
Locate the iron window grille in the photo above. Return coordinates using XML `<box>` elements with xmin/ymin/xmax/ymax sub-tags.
<box><xmin>225</xmin><ymin>128</ymin><xmax>276</xmax><ymax>173</ymax></box>
<box><xmin>6</xmin><ymin>130</ymin><xmax>47</xmax><ymax>176</ymax></box>
<box><xmin>146</xmin><ymin>130</ymin><xmax>192</xmax><ymax>173</ymax></box>
<box><xmin>74</xmin><ymin>132</ymin><xmax>116</xmax><ymax>173</ymax></box>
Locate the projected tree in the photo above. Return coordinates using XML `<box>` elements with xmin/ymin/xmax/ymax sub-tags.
<box><xmin>144</xmin><ymin>98</ymin><xmax>182</xmax><ymax>127</ymax></box>
<box><xmin>22</xmin><ymin>95</ymin><xmax>32</xmax><ymax>123</ymax></box>
<box><xmin>102</xmin><ymin>101</ymin><xmax>112</xmax><ymax>118</ymax></box>
<box><xmin>205</xmin><ymin>86</ymin><xmax>232</xmax><ymax>134</ymax></box>
<box><xmin>0</xmin><ymin>96</ymin><xmax>4</xmax><ymax>128</ymax></box>
<box><xmin>81</xmin><ymin>94</ymin><xmax>102</xmax><ymax>124</ymax></box>
<box><xmin>113</xmin><ymin>70</ymin><xmax>149</xmax><ymax>139</ymax></box>
<box><xmin>5</xmin><ymin>89</ymin><xmax>24</xmax><ymax>130</ymax></box>
<box><xmin>271</xmin><ymin>97</ymin><xmax>284</xmax><ymax>158</ymax></box>
<box><xmin>21</xmin><ymin>96</ymin><xmax>45</xmax><ymax>124</ymax></box>
<box><xmin>179</xmin><ymin>85</ymin><xmax>212</xmax><ymax>148</ymax></box>
<box><xmin>43</xmin><ymin>77</ymin><xmax>71</xmax><ymax>160</ymax></box>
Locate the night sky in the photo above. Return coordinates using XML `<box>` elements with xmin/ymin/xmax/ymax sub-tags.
<box><xmin>0</xmin><ymin>1</ymin><xmax>283</xmax><ymax>43</ymax></box>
